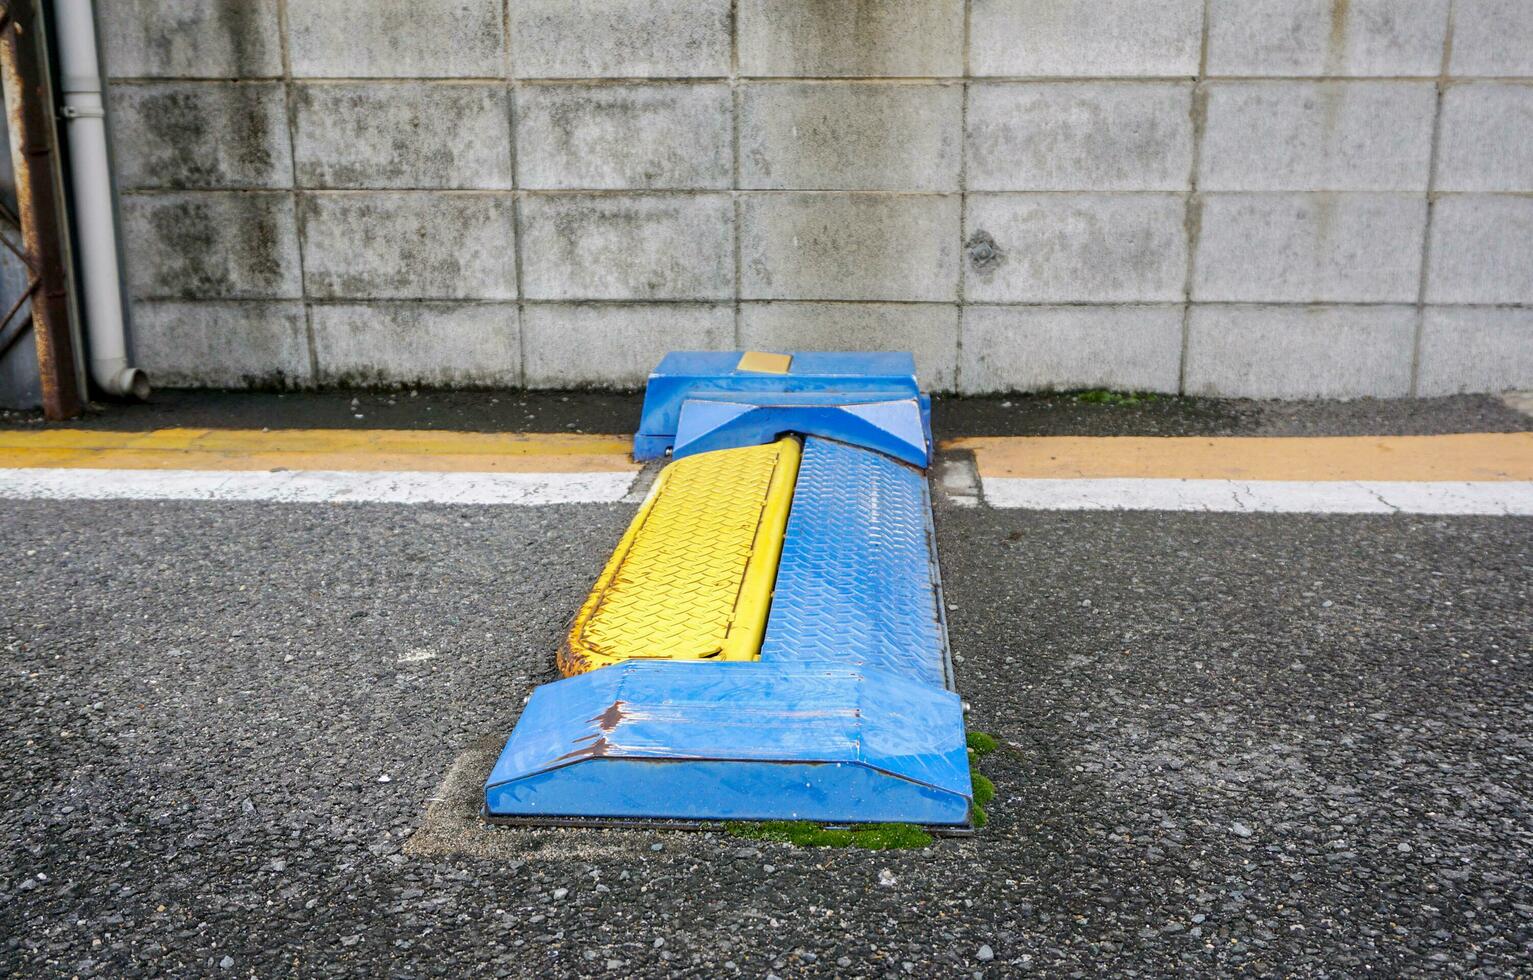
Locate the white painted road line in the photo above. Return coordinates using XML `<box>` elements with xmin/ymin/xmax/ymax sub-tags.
<box><xmin>0</xmin><ymin>467</ymin><xmax>638</xmax><ymax>505</ymax></box>
<box><xmin>981</xmin><ymin>478</ymin><xmax>1533</xmax><ymax>515</ymax></box>
<box><xmin>6</xmin><ymin>468</ymin><xmax>1532</xmax><ymax>515</ymax></box>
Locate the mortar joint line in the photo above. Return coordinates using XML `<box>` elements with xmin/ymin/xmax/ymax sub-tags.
<box><xmin>954</xmin><ymin>0</ymin><xmax>973</xmax><ymax>394</ymax></box>
<box><xmin>502</xmin><ymin>0</ymin><xmax>530</xmax><ymax>388</ymax></box>
<box><xmin>272</xmin><ymin>0</ymin><xmax>317</xmax><ymax>387</ymax></box>
<box><xmin>1410</xmin><ymin>0</ymin><xmax>1456</xmax><ymax>397</ymax></box>
<box><xmin>133</xmin><ymin>297</ymin><xmax>1533</xmax><ymax>312</ymax></box>
<box><xmin>108</xmin><ymin>73</ymin><xmax>1533</xmax><ymax>86</ymax></box>
<box><xmin>730</xmin><ymin>0</ymin><xmax>743</xmax><ymax>349</ymax></box>
<box><xmin>1178</xmin><ymin>0</ymin><xmax>1213</xmax><ymax>396</ymax></box>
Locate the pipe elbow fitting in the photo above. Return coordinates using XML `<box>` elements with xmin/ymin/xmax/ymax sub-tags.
<box><xmin>97</xmin><ymin>363</ymin><xmax>150</xmax><ymax>400</ymax></box>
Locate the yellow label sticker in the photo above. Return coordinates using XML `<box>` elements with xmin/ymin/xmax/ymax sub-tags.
<box><xmin>736</xmin><ymin>351</ymin><xmax>792</xmax><ymax>374</ymax></box>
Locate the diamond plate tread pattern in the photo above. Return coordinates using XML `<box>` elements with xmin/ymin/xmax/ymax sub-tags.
<box><xmin>760</xmin><ymin>437</ymin><xmax>947</xmax><ymax>688</ymax></box>
<box><xmin>560</xmin><ymin>438</ymin><xmax>799</xmax><ymax>676</ymax></box>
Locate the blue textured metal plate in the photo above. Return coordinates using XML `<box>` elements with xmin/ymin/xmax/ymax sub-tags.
<box><xmin>483</xmin><ymin>660</ymin><xmax>971</xmax><ymax>824</ymax></box>
<box><xmin>760</xmin><ymin>438</ymin><xmax>950</xmax><ymax>689</ymax></box>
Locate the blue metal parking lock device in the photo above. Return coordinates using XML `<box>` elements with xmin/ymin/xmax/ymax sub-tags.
<box><xmin>485</xmin><ymin>351</ymin><xmax>972</xmax><ymax>828</ymax></box>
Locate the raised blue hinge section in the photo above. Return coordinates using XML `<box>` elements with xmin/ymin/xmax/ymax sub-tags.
<box><xmin>761</xmin><ymin>438</ymin><xmax>950</xmax><ymax>689</ymax></box>
<box><xmin>483</xmin><ymin>661</ymin><xmax>971</xmax><ymax>825</ymax></box>
<box><xmin>634</xmin><ymin>352</ymin><xmax>932</xmax><ymax>462</ymax></box>
<box><xmin>672</xmin><ymin>398</ymin><xmax>929</xmax><ymax>467</ymax></box>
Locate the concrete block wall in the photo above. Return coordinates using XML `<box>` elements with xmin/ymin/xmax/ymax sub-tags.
<box><xmin>103</xmin><ymin>0</ymin><xmax>1533</xmax><ymax>397</ymax></box>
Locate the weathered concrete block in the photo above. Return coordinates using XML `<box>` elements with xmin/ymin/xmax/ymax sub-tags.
<box><xmin>1449</xmin><ymin>0</ymin><xmax>1533</xmax><ymax>76</ymax></box>
<box><xmin>133</xmin><ymin>300</ymin><xmax>310</xmax><ymax>387</ymax></box>
<box><xmin>967</xmin><ymin>82</ymin><xmax>1193</xmax><ymax>192</ymax></box>
<box><xmin>300</xmin><ymin>193</ymin><xmax>516</xmax><ymax>300</ymax></box>
<box><xmin>109</xmin><ymin>82</ymin><xmax>291</xmax><ymax>190</ymax></box>
<box><xmin>292</xmin><ymin>83</ymin><xmax>511</xmax><ymax>189</ymax></box>
<box><xmin>121</xmin><ymin>192</ymin><xmax>301</xmax><ymax>299</ymax></box>
<box><xmin>287</xmin><ymin>0</ymin><xmax>504</xmax><ymax>78</ymax></box>
<box><xmin>1435</xmin><ymin>84</ymin><xmax>1533</xmax><ymax>193</ymax></box>
<box><xmin>1206</xmin><ymin>0</ymin><xmax>1448</xmax><ymax>77</ymax></box>
<box><xmin>523</xmin><ymin>304</ymin><xmax>733</xmax><ymax>387</ymax></box>
<box><xmin>738</xmin><ymin>0</ymin><xmax>963</xmax><ymax>77</ymax></box>
<box><xmin>1192</xmin><ymin>194</ymin><xmax>1425</xmax><ymax>302</ymax></box>
<box><xmin>510</xmin><ymin>0</ymin><xmax>731</xmax><ymax>78</ymax></box>
<box><xmin>311</xmin><ymin>302</ymin><xmax>520</xmax><ymax>386</ymax></box>
<box><xmin>1417</xmin><ymin>307</ymin><xmax>1533</xmax><ymax>395</ymax></box>
<box><xmin>970</xmin><ymin>0</ymin><xmax>1201</xmax><ymax>77</ymax></box>
<box><xmin>739</xmin><ymin>302</ymin><xmax>959</xmax><ymax>390</ymax></box>
<box><xmin>964</xmin><ymin>194</ymin><xmax>1187</xmax><ymax>303</ymax></box>
<box><xmin>1184</xmin><ymin>304</ymin><xmax>1415</xmax><ymax>398</ymax></box>
<box><xmin>740</xmin><ymin>193</ymin><xmax>960</xmax><ymax>302</ymax></box>
<box><xmin>1425</xmin><ymin>196</ymin><xmax>1533</xmax><ymax>304</ymax></box>
<box><xmin>520</xmin><ymin>195</ymin><xmax>734</xmax><ymax>300</ymax></box>
<box><xmin>1198</xmin><ymin>81</ymin><xmax>1436</xmax><ymax>192</ymax></box>
<box><xmin>516</xmin><ymin>84</ymin><xmax>732</xmax><ymax>189</ymax></box>
<box><xmin>101</xmin><ymin>0</ymin><xmax>281</xmax><ymax>78</ymax></box>
<box><xmin>959</xmin><ymin>305</ymin><xmax>1182</xmax><ymax>394</ymax></box>
<box><xmin>740</xmin><ymin>83</ymin><xmax>961</xmax><ymax>192</ymax></box>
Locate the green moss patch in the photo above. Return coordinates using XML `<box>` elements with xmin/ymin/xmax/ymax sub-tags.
<box><xmin>971</xmin><ymin>772</ymin><xmax>995</xmax><ymax>808</ymax></box>
<box><xmin>966</xmin><ymin>731</ymin><xmax>998</xmax><ymax>757</ymax></box>
<box><xmin>851</xmin><ymin>822</ymin><xmax>935</xmax><ymax>850</ymax></box>
<box><xmin>724</xmin><ymin>820</ymin><xmax>933</xmax><ymax>850</ymax></box>
<box><xmin>1071</xmin><ymin>389</ymin><xmax>1158</xmax><ymax>406</ymax></box>
<box><xmin>722</xmin><ymin>732</ymin><xmax>1003</xmax><ymax>844</ymax></box>
<box><xmin>725</xmin><ymin>820</ymin><xmax>852</xmax><ymax>847</ymax></box>
<box><xmin>967</xmin><ymin>730</ymin><xmax>1001</xmax><ymax>831</ymax></box>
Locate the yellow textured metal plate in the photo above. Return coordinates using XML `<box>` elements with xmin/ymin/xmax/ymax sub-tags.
<box><xmin>736</xmin><ymin>351</ymin><xmax>792</xmax><ymax>374</ymax></box>
<box><xmin>558</xmin><ymin>437</ymin><xmax>801</xmax><ymax>676</ymax></box>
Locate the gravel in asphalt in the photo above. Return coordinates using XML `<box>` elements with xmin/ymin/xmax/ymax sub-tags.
<box><xmin>2</xmin><ymin>487</ymin><xmax>1529</xmax><ymax>976</ymax></box>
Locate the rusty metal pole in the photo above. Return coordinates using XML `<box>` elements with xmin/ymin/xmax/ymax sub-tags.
<box><xmin>0</xmin><ymin>0</ymin><xmax>82</xmax><ymax>419</ymax></box>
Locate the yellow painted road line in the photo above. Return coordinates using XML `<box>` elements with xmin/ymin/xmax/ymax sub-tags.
<box><xmin>558</xmin><ymin>438</ymin><xmax>801</xmax><ymax>677</ymax></box>
<box><xmin>0</xmin><ymin>428</ymin><xmax>639</xmax><ymax>474</ymax></box>
<box><xmin>945</xmin><ymin>433</ymin><xmax>1533</xmax><ymax>482</ymax></box>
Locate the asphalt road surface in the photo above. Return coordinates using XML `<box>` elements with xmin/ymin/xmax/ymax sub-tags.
<box><xmin>2</xmin><ymin>394</ymin><xmax>1529</xmax><ymax>977</ymax></box>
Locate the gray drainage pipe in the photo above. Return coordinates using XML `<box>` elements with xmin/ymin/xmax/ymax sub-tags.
<box><xmin>53</xmin><ymin>0</ymin><xmax>147</xmax><ymax>399</ymax></box>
